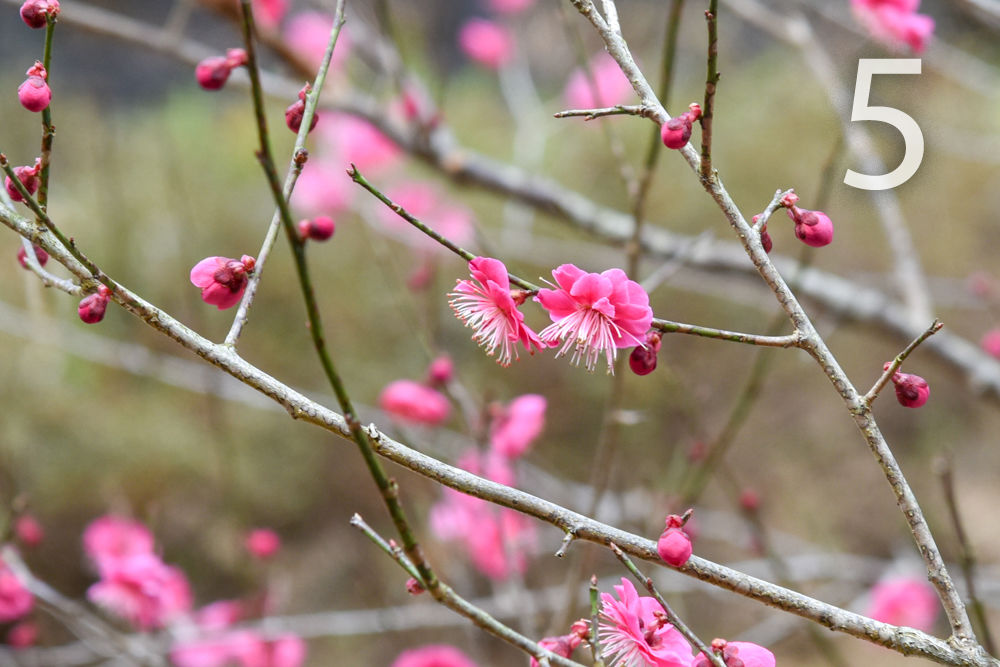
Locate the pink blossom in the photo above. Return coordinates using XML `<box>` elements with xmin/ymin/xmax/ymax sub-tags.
<box><xmin>379</xmin><ymin>379</ymin><xmax>451</xmax><ymax>425</ymax></box>
<box><xmin>317</xmin><ymin>114</ymin><xmax>401</xmax><ymax>175</ymax></box>
<box><xmin>297</xmin><ymin>216</ymin><xmax>335</xmax><ymax>241</ymax></box>
<box><xmin>87</xmin><ymin>553</ymin><xmax>192</xmax><ymax>630</ymax></box>
<box><xmin>535</xmin><ymin>264</ymin><xmax>653</xmax><ymax>371</ymax></box>
<box><xmin>6</xmin><ymin>620</ymin><xmax>38</xmax><ymax>648</ymax></box>
<box><xmin>866</xmin><ymin>576</ymin><xmax>939</xmax><ymax>631</ymax></box>
<box><xmin>981</xmin><ymin>328</ymin><xmax>1000</xmax><ymax>359</ymax></box>
<box><xmin>195</xmin><ymin>56</ymin><xmax>234</xmax><ymax>90</ymax></box>
<box><xmin>531</xmin><ymin>635</ymin><xmax>581</xmax><ymax>667</ymax></box>
<box><xmin>564</xmin><ymin>53</ymin><xmax>634</xmax><ymax>109</ymax></box>
<box><xmin>172</xmin><ymin>631</ymin><xmax>304</xmax><ymax>667</ymax></box>
<box><xmin>390</xmin><ymin>644</ymin><xmax>479</xmax><ymax>667</ymax></box>
<box><xmin>489</xmin><ymin>394</ymin><xmax>546</xmax><ymax>458</ymax></box>
<box><xmin>4</xmin><ymin>161</ymin><xmax>41</xmax><ymax>202</ymax></box>
<box><xmin>283</xmin><ymin>12</ymin><xmax>351</xmax><ymax>73</ymax></box>
<box><xmin>427</xmin><ymin>355</ymin><xmax>454</xmax><ymax>386</ymax></box>
<box><xmin>0</xmin><ymin>566</ymin><xmax>33</xmax><ymax>623</ymax></box>
<box><xmin>83</xmin><ymin>515</ymin><xmax>155</xmax><ymax>572</ymax></box>
<box><xmin>292</xmin><ymin>158</ymin><xmax>355</xmax><ymax>216</ymax></box>
<box><xmin>78</xmin><ymin>285</ymin><xmax>112</xmax><ymax>324</ymax></box>
<box><xmin>16</xmin><ymin>245</ymin><xmax>48</xmax><ymax>269</ymax></box>
<box><xmin>189</xmin><ymin>255</ymin><xmax>256</xmax><ymax>310</ymax></box>
<box><xmin>660</xmin><ymin>103</ymin><xmax>702</xmax><ymax>150</ymax></box>
<box><xmin>195</xmin><ymin>599</ymin><xmax>244</xmax><ymax>632</ymax></box>
<box><xmin>245</xmin><ymin>528</ymin><xmax>281</xmax><ymax>560</ymax></box>
<box><xmin>372</xmin><ymin>183</ymin><xmax>474</xmax><ymax>253</ymax></box>
<box><xmin>449</xmin><ymin>257</ymin><xmax>544</xmax><ymax>367</ymax></box>
<box><xmin>252</xmin><ymin>0</ymin><xmax>288</xmax><ymax>31</ymax></box>
<box><xmin>889</xmin><ymin>369</ymin><xmax>929</xmax><ymax>408</ymax></box>
<box><xmin>852</xmin><ymin>0</ymin><xmax>934</xmax><ymax>53</ymax></box>
<box><xmin>458</xmin><ymin>18</ymin><xmax>513</xmax><ymax>69</ymax></box>
<box><xmin>786</xmin><ymin>206</ymin><xmax>834</xmax><ymax>248</ymax></box>
<box><xmin>14</xmin><ymin>515</ymin><xmax>44</xmax><ymax>548</ymax></box>
<box><xmin>599</xmin><ymin>578</ymin><xmax>694</xmax><ymax>667</ymax></box>
<box><xmin>488</xmin><ymin>0</ymin><xmax>534</xmax><ymax>14</ymax></box>
<box><xmin>629</xmin><ymin>330</ymin><xmax>662</xmax><ymax>376</ymax></box>
<box><xmin>693</xmin><ymin>641</ymin><xmax>775</xmax><ymax>667</ymax></box>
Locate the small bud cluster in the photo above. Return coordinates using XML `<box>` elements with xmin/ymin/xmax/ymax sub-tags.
<box><xmin>657</xmin><ymin>511</ymin><xmax>693</xmax><ymax>567</ymax></box>
<box><xmin>780</xmin><ymin>190</ymin><xmax>833</xmax><ymax>248</ymax></box>
<box><xmin>285</xmin><ymin>84</ymin><xmax>318</xmax><ymax>133</ymax></box>
<box><xmin>195</xmin><ymin>48</ymin><xmax>248</xmax><ymax>91</ymax></box>
<box><xmin>660</xmin><ymin>102</ymin><xmax>702</xmax><ymax>150</ymax></box>
<box><xmin>883</xmin><ymin>362</ymin><xmax>929</xmax><ymax>408</ymax></box>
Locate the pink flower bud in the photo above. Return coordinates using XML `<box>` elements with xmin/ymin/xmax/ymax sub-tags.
<box><xmin>15</xmin><ymin>515</ymin><xmax>44</xmax><ymax>547</ymax></box>
<box><xmin>225</xmin><ymin>48</ymin><xmax>248</xmax><ymax>68</ymax></box>
<box><xmin>6</xmin><ymin>620</ymin><xmax>38</xmax><ymax>648</ymax></box>
<box><xmin>779</xmin><ymin>191</ymin><xmax>799</xmax><ymax>207</ymax></box>
<box><xmin>458</xmin><ymin>18</ymin><xmax>513</xmax><ymax>69</ymax></box>
<box><xmin>657</xmin><ymin>514</ymin><xmax>692</xmax><ymax>567</ymax></box>
<box><xmin>405</xmin><ymin>577</ymin><xmax>425</xmax><ymax>595</ymax></box>
<box><xmin>629</xmin><ymin>331</ymin><xmax>662</xmax><ymax>376</ymax></box>
<box><xmin>739</xmin><ymin>488</ymin><xmax>760</xmax><ymax>512</ymax></box>
<box><xmin>426</xmin><ymin>355</ymin><xmax>454</xmax><ymax>386</ymax></box>
<box><xmin>687</xmin><ymin>102</ymin><xmax>702</xmax><ymax>120</ymax></box>
<box><xmin>760</xmin><ymin>227</ymin><xmax>773</xmax><ymax>254</ymax></box>
<box><xmin>18</xmin><ymin>65</ymin><xmax>51</xmax><ymax>112</ymax></box>
<box><xmin>891</xmin><ymin>370</ymin><xmax>929</xmax><ymax>408</ymax></box>
<box><xmin>245</xmin><ymin>528</ymin><xmax>281</xmax><ymax>559</ymax></box>
<box><xmin>195</xmin><ymin>56</ymin><xmax>233</xmax><ymax>90</ymax></box>
<box><xmin>19</xmin><ymin>0</ymin><xmax>58</xmax><ymax>28</ymax></box>
<box><xmin>787</xmin><ymin>206</ymin><xmax>833</xmax><ymax>247</ymax></box>
<box><xmin>285</xmin><ymin>99</ymin><xmax>318</xmax><ymax>133</ymax></box>
<box><xmin>297</xmin><ymin>215</ymin><xmax>335</xmax><ymax>241</ymax></box>
<box><xmin>78</xmin><ymin>285</ymin><xmax>111</xmax><ymax>324</ymax></box>
<box><xmin>4</xmin><ymin>162</ymin><xmax>41</xmax><ymax>202</ymax></box>
<box><xmin>16</xmin><ymin>245</ymin><xmax>48</xmax><ymax>269</ymax></box>
<box><xmin>660</xmin><ymin>115</ymin><xmax>692</xmax><ymax>149</ymax></box>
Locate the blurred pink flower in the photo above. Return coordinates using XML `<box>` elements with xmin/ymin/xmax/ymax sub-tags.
<box><xmin>87</xmin><ymin>553</ymin><xmax>192</xmax><ymax>630</ymax></box>
<box><xmin>564</xmin><ymin>53</ymin><xmax>634</xmax><ymax>109</ymax></box>
<box><xmin>252</xmin><ymin>0</ymin><xmax>287</xmax><ymax>31</ymax></box>
<box><xmin>427</xmin><ymin>355</ymin><xmax>454</xmax><ymax>386</ymax></box>
<box><xmin>489</xmin><ymin>394</ymin><xmax>546</xmax><ymax>458</ymax></box>
<box><xmin>981</xmin><ymin>328</ymin><xmax>1000</xmax><ymax>359</ymax></box>
<box><xmin>189</xmin><ymin>255</ymin><xmax>256</xmax><ymax>310</ymax></box>
<box><xmin>599</xmin><ymin>578</ymin><xmax>693</xmax><ymax>667</ymax></box>
<box><xmin>0</xmin><ymin>566</ymin><xmax>33</xmax><ymax>623</ymax></box>
<box><xmin>488</xmin><ymin>0</ymin><xmax>534</xmax><ymax>13</ymax></box>
<box><xmin>428</xmin><ymin>450</ymin><xmax>535</xmax><ymax>580</ymax></box>
<box><xmin>865</xmin><ymin>576</ymin><xmax>939</xmax><ymax>631</ymax></box>
<box><xmin>390</xmin><ymin>644</ymin><xmax>479</xmax><ymax>667</ymax></box>
<box><xmin>317</xmin><ymin>114</ymin><xmax>401</xmax><ymax>175</ymax></box>
<box><xmin>292</xmin><ymin>159</ymin><xmax>355</xmax><ymax>217</ymax></box>
<box><xmin>449</xmin><ymin>257</ymin><xmax>544</xmax><ymax>367</ymax></box>
<box><xmin>6</xmin><ymin>620</ymin><xmax>38</xmax><ymax>648</ymax></box>
<box><xmin>372</xmin><ymin>183</ymin><xmax>475</xmax><ymax>253</ymax></box>
<box><xmin>83</xmin><ymin>515</ymin><xmax>155</xmax><ymax>573</ymax></box>
<box><xmin>195</xmin><ymin>599</ymin><xmax>244</xmax><ymax>632</ymax></box>
<box><xmin>14</xmin><ymin>515</ymin><xmax>44</xmax><ymax>548</ymax></box>
<box><xmin>172</xmin><ymin>631</ymin><xmax>305</xmax><ymax>667</ymax></box>
<box><xmin>283</xmin><ymin>12</ymin><xmax>351</xmax><ymax>72</ymax></box>
<box><xmin>851</xmin><ymin>0</ymin><xmax>934</xmax><ymax>53</ymax></box>
<box><xmin>245</xmin><ymin>528</ymin><xmax>281</xmax><ymax>560</ymax></box>
<box><xmin>379</xmin><ymin>380</ymin><xmax>451</xmax><ymax>425</ymax></box>
<box><xmin>458</xmin><ymin>18</ymin><xmax>513</xmax><ymax>69</ymax></box>
<box><xmin>535</xmin><ymin>264</ymin><xmax>653</xmax><ymax>371</ymax></box>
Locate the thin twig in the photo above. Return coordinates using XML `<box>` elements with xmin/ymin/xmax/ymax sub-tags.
<box><xmin>863</xmin><ymin>319</ymin><xmax>943</xmax><ymax>404</ymax></box>
<box><xmin>652</xmin><ymin>318</ymin><xmax>800</xmax><ymax>347</ymax></box>
<box><xmin>37</xmin><ymin>13</ymin><xmax>57</xmax><ymax>211</ymax></box>
<box><xmin>553</xmin><ymin>105</ymin><xmax>655</xmax><ymax>120</ymax></box>
<box><xmin>699</xmin><ymin>0</ymin><xmax>719</xmax><ymax>181</ymax></box>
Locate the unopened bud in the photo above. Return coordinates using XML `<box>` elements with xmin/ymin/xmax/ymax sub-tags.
<box><xmin>19</xmin><ymin>0</ymin><xmax>58</xmax><ymax>29</ymax></box>
<box><xmin>18</xmin><ymin>63</ymin><xmax>50</xmax><ymax>112</ymax></box>
<box><xmin>405</xmin><ymin>577</ymin><xmax>425</xmax><ymax>595</ymax></box>
<box><xmin>16</xmin><ymin>245</ymin><xmax>48</xmax><ymax>269</ymax></box>
<box><xmin>297</xmin><ymin>215</ymin><xmax>335</xmax><ymax>241</ymax></box>
<box><xmin>5</xmin><ymin>161</ymin><xmax>41</xmax><ymax>202</ymax></box>
<box><xmin>78</xmin><ymin>285</ymin><xmax>111</xmax><ymax>324</ymax></box>
<box><xmin>629</xmin><ymin>331</ymin><xmax>662</xmax><ymax>376</ymax></box>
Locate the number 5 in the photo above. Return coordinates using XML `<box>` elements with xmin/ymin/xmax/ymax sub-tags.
<box><xmin>843</xmin><ymin>59</ymin><xmax>924</xmax><ymax>191</ymax></box>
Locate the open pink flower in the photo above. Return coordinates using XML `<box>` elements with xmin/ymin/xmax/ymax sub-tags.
<box><xmin>83</xmin><ymin>515</ymin><xmax>155</xmax><ymax>573</ymax></box>
<box><xmin>489</xmin><ymin>394</ymin><xmax>546</xmax><ymax>458</ymax></box>
<box><xmin>379</xmin><ymin>379</ymin><xmax>451</xmax><ymax>425</ymax></box>
<box><xmin>865</xmin><ymin>576</ymin><xmax>939</xmax><ymax>631</ymax></box>
<box><xmin>190</xmin><ymin>255</ymin><xmax>256</xmax><ymax>310</ymax></box>
<box><xmin>564</xmin><ymin>53</ymin><xmax>634</xmax><ymax>109</ymax></box>
<box><xmin>693</xmin><ymin>641</ymin><xmax>775</xmax><ymax>667</ymax></box>
<box><xmin>535</xmin><ymin>264</ymin><xmax>652</xmax><ymax>371</ymax></box>
<box><xmin>87</xmin><ymin>553</ymin><xmax>192</xmax><ymax>630</ymax></box>
<box><xmin>449</xmin><ymin>257</ymin><xmax>544</xmax><ymax>366</ymax></box>
<box><xmin>0</xmin><ymin>565</ymin><xmax>33</xmax><ymax>623</ymax></box>
<box><xmin>458</xmin><ymin>18</ymin><xmax>513</xmax><ymax>69</ymax></box>
<box><xmin>391</xmin><ymin>645</ymin><xmax>478</xmax><ymax>667</ymax></box>
<box><xmin>852</xmin><ymin>0</ymin><xmax>934</xmax><ymax>53</ymax></box>
<box><xmin>599</xmin><ymin>578</ymin><xmax>693</xmax><ymax>667</ymax></box>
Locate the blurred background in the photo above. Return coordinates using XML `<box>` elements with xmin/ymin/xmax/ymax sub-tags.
<box><xmin>1</xmin><ymin>0</ymin><xmax>999</xmax><ymax>664</ymax></box>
